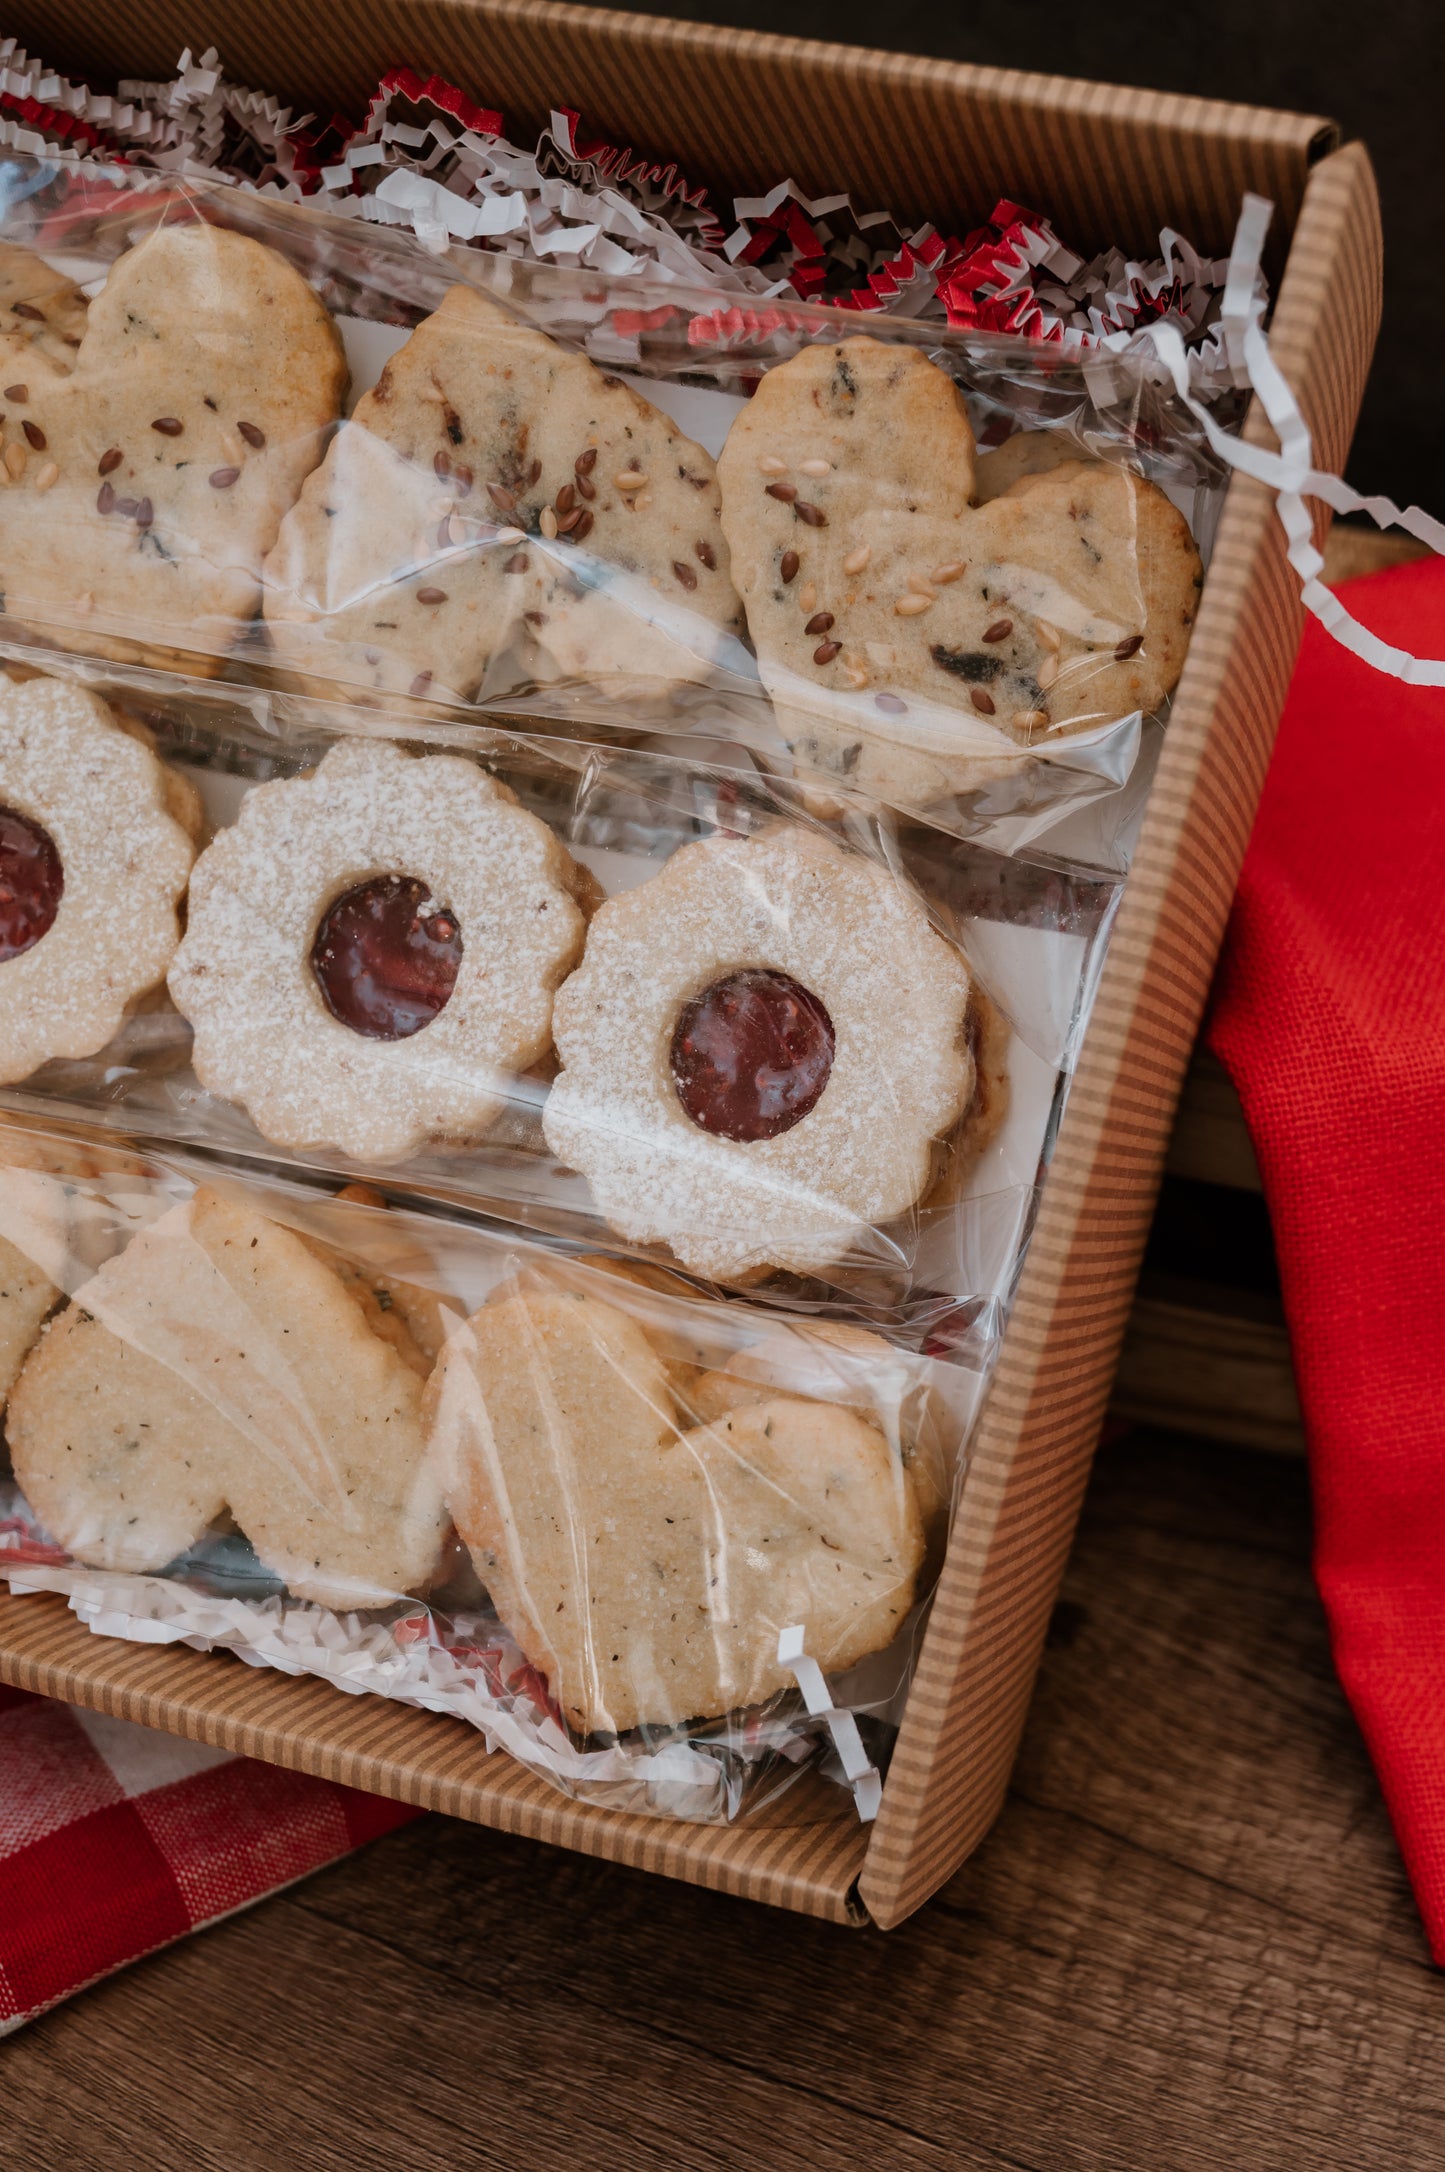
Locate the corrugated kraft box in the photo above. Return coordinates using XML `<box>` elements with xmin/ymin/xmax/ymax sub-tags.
<box><xmin>0</xmin><ymin>0</ymin><xmax>1381</xmax><ymax>1928</ymax></box>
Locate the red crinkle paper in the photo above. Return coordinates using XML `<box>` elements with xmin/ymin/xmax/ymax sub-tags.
<box><xmin>545</xmin><ymin>106</ymin><xmax>726</xmax><ymax>247</ymax></box>
<box><xmin>0</xmin><ymin>44</ymin><xmax>1255</xmax><ymax>379</ymax></box>
<box><xmin>362</xmin><ymin>65</ymin><xmax>503</xmax><ymax>146</ymax></box>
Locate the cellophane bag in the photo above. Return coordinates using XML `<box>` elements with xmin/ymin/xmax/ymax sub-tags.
<box><xmin>0</xmin><ymin>114</ymin><xmax>1228</xmax><ymax>1830</ymax></box>
<box><xmin>0</xmin><ymin>1124</ymin><xmax>981</xmax><ymax>1822</ymax></box>
<box><xmin>0</xmin><ymin>648</ymin><xmax>1118</xmax><ymax>1347</ymax></box>
<box><xmin>0</xmin><ymin>152</ymin><xmax>1233</xmax><ymax>869</ymax></box>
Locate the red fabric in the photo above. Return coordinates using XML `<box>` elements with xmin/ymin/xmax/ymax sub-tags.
<box><xmin>1209</xmin><ymin>554</ymin><xmax>1445</xmax><ymax>1959</ymax></box>
<box><xmin>0</xmin><ymin>1681</ymin><xmax>419</xmax><ymax>2032</ymax></box>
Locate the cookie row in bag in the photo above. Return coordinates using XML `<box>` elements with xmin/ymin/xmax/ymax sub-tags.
<box><xmin>2</xmin><ymin>1174</ymin><xmax>931</xmax><ymax>1737</ymax></box>
<box><xmin>0</xmin><ymin>673</ymin><xmax>1006</xmax><ymax>1285</ymax></box>
<box><xmin>0</xmin><ymin>215</ymin><xmax>1201</xmax><ymax>810</ymax></box>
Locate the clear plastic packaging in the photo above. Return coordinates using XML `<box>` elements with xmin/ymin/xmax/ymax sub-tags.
<box><xmin>0</xmin><ymin>649</ymin><xmax>1118</xmax><ymax>1343</ymax></box>
<box><xmin>0</xmin><ymin>137</ymin><xmax>1213</xmax><ymax>1828</ymax></box>
<box><xmin>0</xmin><ymin>1124</ymin><xmax>979</xmax><ymax>1821</ymax></box>
<box><xmin>0</xmin><ymin>153</ymin><xmax>1231</xmax><ymax>865</ymax></box>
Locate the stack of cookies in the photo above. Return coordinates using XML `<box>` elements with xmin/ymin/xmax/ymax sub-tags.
<box><xmin>1</xmin><ymin>1167</ymin><xmax>941</xmax><ymax>1742</ymax></box>
<box><xmin>0</xmin><ymin>211</ymin><xmax>1202</xmax><ymax>815</ymax></box>
<box><xmin>0</xmin><ymin>195</ymin><xmax>1204</xmax><ymax>1788</ymax></box>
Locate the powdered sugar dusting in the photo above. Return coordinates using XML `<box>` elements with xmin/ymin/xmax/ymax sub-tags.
<box><xmin>0</xmin><ymin>676</ymin><xmax>193</xmax><ymax>1082</ymax></box>
<box><xmin>544</xmin><ymin>825</ymin><xmax>973</xmax><ymax>1278</ymax></box>
<box><xmin>169</xmin><ymin>737</ymin><xmax>585</xmax><ymax>1161</ymax></box>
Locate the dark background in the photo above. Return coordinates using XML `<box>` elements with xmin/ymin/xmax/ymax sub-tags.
<box><xmin>603</xmin><ymin>0</ymin><xmax>1444</xmax><ymax>511</ymax></box>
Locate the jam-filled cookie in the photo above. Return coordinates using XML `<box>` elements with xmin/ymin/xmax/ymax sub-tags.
<box><xmin>542</xmin><ymin>825</ymin><xmax>975</xmax><ymax>1281</ymax></box>
<box><xmin>262</xmin><ymin>284</ymin><xmax>742</xmax><ymax>708</ymax></box>
<box><xmin>9</xmin><ymin>1186</ymin><xmax>447</xmax><ymax>1607</ymax></box>
<box><xmin>0</xmin><ymin>676</ymin><xmax>195</xmax><ymax>1084</ymax></box>
<box><xmin>169</xmin><ymin>737</ymin><xmax>588</xmax><ymax>1163</ymax></box>
<box><xmin>716</xmin><ymin>337</ymin><xmax>1202</xmax><ymax>809</ymax></box>
<box><xmin>425</xmin><ymin>1283</ymin><xmax>925</xmax><ymax>1733</ymax></box>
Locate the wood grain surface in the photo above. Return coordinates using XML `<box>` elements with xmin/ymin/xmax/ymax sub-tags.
<box><xmin>5</xmin><ymin>1425</ymin><xmax>1438</xmax><ymax>2171</ymax></box>
<box><xmin>1114</xmin><ymin>1285</ymin><xmax>1304</xmax><ymax>1453</ymax></box>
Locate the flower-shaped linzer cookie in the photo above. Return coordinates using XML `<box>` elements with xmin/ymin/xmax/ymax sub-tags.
<box><xmin>542</xmin><ymin>825</ymin><xmax>975</xmax><ymax>1281</ymax></box>
<box><xmin>169</xmin><ymin>737</ymin><xmax>588</xmax><ymax>1163</ymax></box>
<box><xmin>0</xmin><ymin>675</ymin><xmax>195</xmax><ymax>1084</ymax></box>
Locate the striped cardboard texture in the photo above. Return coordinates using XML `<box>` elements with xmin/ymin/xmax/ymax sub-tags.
<box><xmin>0</xmin><ymin>1590</ymin><xmax>870</xmax><ymax>1923</ymax></box>
<box><xmin>9</xmin><ymin>0</ymin><xmax>1331</xmax><ymax>252</ymax></box>
<box><xmin>0</xmin><ymin>4</ymin><xmax>1381</xmax><ymax>1922</ymax></box>
<box><xmin>860</xmin><ymin>138</ymin><xmax>1382</xmax><ymax>1927</ymax></box>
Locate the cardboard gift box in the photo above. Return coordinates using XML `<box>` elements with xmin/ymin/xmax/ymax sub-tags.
<box><xmin>0</xmin><ymin>0</ymin><xmax>1380</xmax><ymax>1927</ymax></box>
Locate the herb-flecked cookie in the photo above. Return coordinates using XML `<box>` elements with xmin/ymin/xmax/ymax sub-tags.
<box><xmin>0</xmin><ymin>239</ymin><xmax>88</xmax><ymax>371</ymax></box>
<box><xmin>301</xmin><ymin>1184</ymin><xmax>456</xmax><ymax>1380</ymax></box>
<box><xmin>169</xmin><ymin>737</ymin><xmax>588</xmax><ymax>1163</ymax></box>
<box><xmin>542</xmin><ymin>824</ymin><xmax>975</xmax><ymax>1282</ymax></box>
<box><xmin>0</xmin><ymin>1153</ymin><xmax>69</xmax><ymax>1411</ymax></box>
<box><xmin>425</xmin><ymin>1283</ymin><xmax>925</xmax><ymax>1734</ymax></box>
<box><xmin>0</xmin><ymin>1233</ymin><xmax>60</xmax><ymax>1414</ymax></box>
<box><xmin>8</xmin><ymin>1186</ymin><xmax>447</xmax><ymax>1607</ymax></box>
<box><xmin>972</xmin><ymin>426</ymin><xmax>1092</xmax><ymax>502</ymax></box>
<box><xmin>0</xmin><ymin>221</ymin><xmax>346</xmax><ymax>670</ymax></box>
<box><xmin>0</xmin><ymin>1124</ymin><xmax>120</xmax><ymax>1411</ymax></box>
<box><xmin>0</xmin><ymin>676</ymin><xmax>194</xmax><ymax>1084</ymax></box>
<box><xmin>680</xmin><ymin>1316</ymin><xmax>955</xmax><ymax>1538</ymax></box>
<box><xmin>262</xmin><ymin>284</ymin><xmax>742</xmax><ymax>707</ymax></box>
<box><xmin>716</xmin><ymin>337</ymin><xmax>1203</xmax><ymax>809</ymax></box>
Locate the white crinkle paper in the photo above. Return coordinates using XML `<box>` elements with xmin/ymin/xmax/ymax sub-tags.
<box><xmin>0</xmin><ymin>1483</ymin><xmax>833</xmax><ymax>1823</ymax></box>
<box><xmin>0</xmin><ymin>39</ymin><xmax>1265</xmax><ymax>392</ymax></box>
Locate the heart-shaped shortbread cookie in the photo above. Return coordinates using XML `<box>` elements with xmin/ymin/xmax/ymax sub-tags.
<box><xmin>972</xmin><ymin>426</ymin><xmax>1086</xmax><ymax>502</ymax></box>
<box><xmin>0</xmin><ymin>239</ymin><xmax>88</xmax><ymax>372</ymax></box>
<box><xmin>0</xmin><ymin>1127</ymin><xmax>100</xmax><ymax>1412</ymax></box>
<box><xmin>261</xmin><ymin>284</ymin><xmax>743</xmax><ymax>707</ymax></box>
<box><xmin>0</xmin><ymin>221</ymin><xmax>346</xmax><ymax>670</ymax></box>
<box><xmin>426</xmin><ymin>1284</ymin><xmax>925</xmax><ymax>1735</ymax></box>
<box><xmin>8</xmin><ymin>1187</ymin><xmax>447</xmax><ymax>1607</ymax></box>
<box><xmin>717</xmin><ymin>337</ymin><xmax>1203</xmax><ymax>808</ymax></box>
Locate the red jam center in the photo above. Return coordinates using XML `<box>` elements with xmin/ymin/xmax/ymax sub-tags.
<box><xmin>0</xmin><ymin>805</ymin><xmax>63</xmax><ymax>962</ymax></box>
<box><xmin>670</xmin><ymin>970</ymin><xmax>835</xmax><ymax>1143</ymax></box>
<box><xmin>310</xmin><ymin>876</ymin><xmax>463</xmax><ymax>1041</ymax></box>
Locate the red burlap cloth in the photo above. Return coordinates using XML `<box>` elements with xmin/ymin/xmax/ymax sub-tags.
<box><xmin>1209</xmin><ymin>554</ymin><xmax>1445</xmax><ymax>1958</ymax></box>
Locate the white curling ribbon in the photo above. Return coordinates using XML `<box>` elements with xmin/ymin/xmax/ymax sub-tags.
<box><xmin>1149</xmin><ymin>193</ymin><xmax>1445</xmax><ymax>688</ymax></box>
<box><xmin>777</xmin><ymin>1623</ymin><xmax>883</xmax><ymax>1822</ymax></box>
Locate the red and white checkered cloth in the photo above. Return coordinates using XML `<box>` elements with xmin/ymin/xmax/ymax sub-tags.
<box><xmin>0</xmin><ymin>1681</ymin><xmax>420</xmax><ymax>2033</ymax></box>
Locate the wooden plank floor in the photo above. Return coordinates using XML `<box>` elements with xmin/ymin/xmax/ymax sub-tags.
<box><xmin>5</xmin><ymin>1424</ymin><xmax>1438</xmax><ymax>2171</ymax></box>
